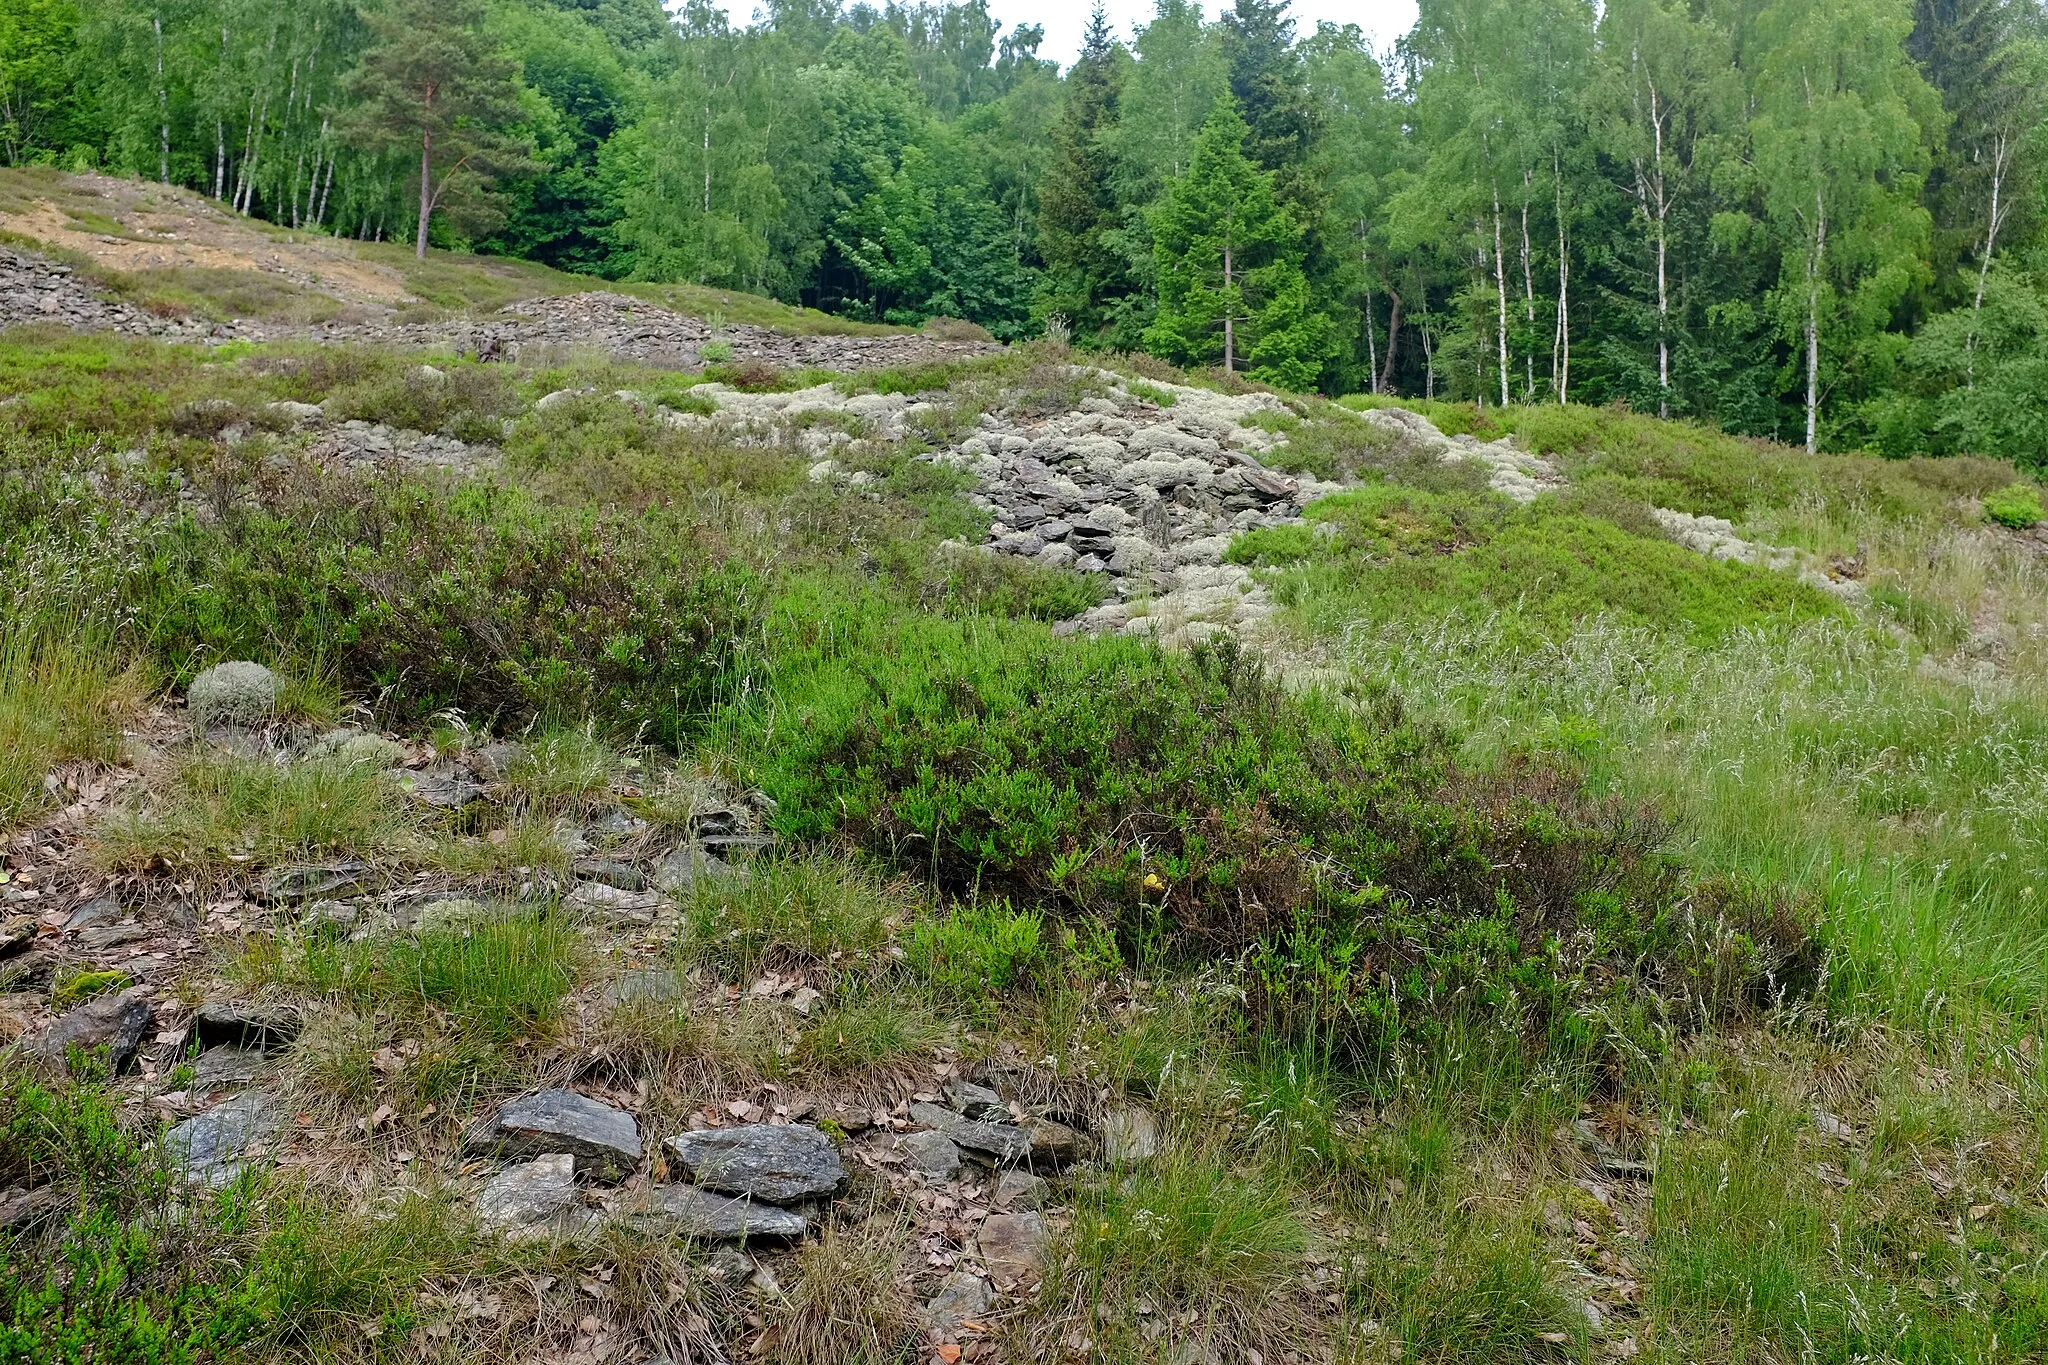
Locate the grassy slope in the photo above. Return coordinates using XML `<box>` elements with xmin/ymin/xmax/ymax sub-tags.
<box><xmin>4</xmin><ymin>328</ymin><xmax>2048</xmax><ymax>1362</ymax></box>
<box><xmin>0</xmin><ymin>165</ymin><xmax>901</xmax><ymax>334</ymax></box>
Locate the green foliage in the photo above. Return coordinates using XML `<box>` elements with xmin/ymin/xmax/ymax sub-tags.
<box><xmin>295</xmin><ymin>907</ymin><xmax>583</xmax><ymax>1045</ymax></box>
<box><xmin>1145</xmin><ymin>96</ymin><xmax>1332</xmax><ymax>389</ymax></box>
<box><xmin>718</xmin><ymin>584</ymin><xmax>1807</xmax><ymax>1068</ymax></box>
<box><xmin>1246</xmin><ymin>489</ymin><xmax>1841</xmax><ymax>645</ymax></box>
<box><xmin>680</xmin><ymin>853</ymin><xmax>909</xmax><ymax>979</ymax></box>
<box><xmin>1984</xmin><ymin>480</ymin><xmax>2044</xmax><ymax>527</ymax></box>
<box><xmin>903</xmin><ymin>899</ymin><xmax>1048</xmax><ymax>1012</ymax></box>
<box><xmin>49</xmin><ymin>969</ymin><xmax>131</xmax><ymax>1012</ymax></box>
<box><xmin>0</xmin><ymin>638</ymin><xmax>140</xmax><ymax>831</ymax></box>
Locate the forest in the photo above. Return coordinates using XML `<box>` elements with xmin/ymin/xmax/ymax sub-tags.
<box><xmin>3</xmin><ymin>0</ymin><xmax>2047</xmax><ymax>458</ymax></box>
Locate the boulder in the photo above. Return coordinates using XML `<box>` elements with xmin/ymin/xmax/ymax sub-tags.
<box><xmin>467</xmin><ymin>1089</ymin><xmax>642</xmax><ymax>1182</ymax></box>
<box><xmin>186</xmin><ymin>661</ymin><xmax>277</xmax><ymax>729</ymax></box>
<box><xmin>30</xmin><ymin>986</ymin><xmax>153</xmax><ymax>1073</ymax></box>
<box><xmin>664</xmin><ymin>1124</ymin><xmax>843</xmax><ymax>1204</ymax></box>
<box><xmin>621</xmin><ymin>1184</ymin><xmax>807</xmax><ymax>1241</ymax></box>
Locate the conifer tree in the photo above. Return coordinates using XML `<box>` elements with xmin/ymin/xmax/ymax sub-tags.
<box><xmin>1146</xmin><ymin>95</ymin><xmax>1330</xmax><ymax>388</ymax></box>
<box><xmin>1037</xmin><ymin>6</ymin><xmax>1130</xmax><ymax>345</ymax></box>
<box><xmin>342</xmin><ymin>0</ymin><xmax>530</xmax><ymax>258</ymax></box>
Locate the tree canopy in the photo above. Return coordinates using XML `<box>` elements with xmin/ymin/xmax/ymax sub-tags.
<box><xmin>8</xmin><ymin>0</ymin><xmax>2048</xmax><ymax>459</ymax></box>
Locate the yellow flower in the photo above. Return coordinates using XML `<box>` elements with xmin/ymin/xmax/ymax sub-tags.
<box><xmin>1142</xmin><ymin>872</ymin><xmax>1165</xmax><ymax>891</ymax></box>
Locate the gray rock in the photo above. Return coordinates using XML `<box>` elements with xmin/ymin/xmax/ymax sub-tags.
<box><xmin>896</xmin><ymin>1128</ymin><xmax>963</xmax><ymax>1180</ymax></box>
<box><xmin>30</xmin><ymin>986</ymin><xmax>153</xmax><ymax>1073</ymax></box>
<box><xmin>1101</xmin><ymin>1103</ymin><xmax>1161</xmax><ymax>1164</ymax></box>
<box><xmin>163</xmin><ymin>1090</ymin><xmax>280</xmax><ymax>1186</ymax></box>
<box><xmin>463</xmin><ymin>741</ymin><xmax>523</xmax><ymax>781</ymax></box>
<box><xmin>191</xmin><ymin>999</ymin><xmax>301</xmax><ymax>1052</ymax></box>
<box><xmin>664</xmin><ymin>1124</ymin><xmax>844</xmax><ymax>1205</ymax></box>
<box><xmin>474</xmin><ymin>1154</ymin><xmax>596</xmax><ymax>1237</ymax></box>
<box><xmin>258</xmin><ymin>861</ymin><xmax>368</xmax><ymax>904</ymax></box>
<box><xmin>601</xmin><ymin>968</ymin><xmax>682</xmax><ymax>1007</ymax></box>
<box><xmin>975</xmin><ymin>1211</ymin><xmax>1047</xmax><ymax>1284</ymax></box>
<box><xmin>189</xmin><ymin>1045</ymin><xmax>269</xmax><ymax>1092</ymax></box>
<box><xmin>945</xmin><ymin>1079</ymin><xmax>1006</xmax><ymax>1121</ymax></box>
<box><xmin>572</xmin><ymin>858</ymin><xmax>648</xmax><ymax>892</ymax></box>
<box><xmin>622</xmin><ymin>1184</ymin><xmax>807</xmax><ymax>1241</ymax></box>
<box><xmin>908</xmin><ymin>1102</ymin><xmax>1032</xmax><ymax>1165</ymax></box>
<box><xmin>993</xmin><ymin>1169</ymin><xmax>1048</xmax><ymax>1209</ymax></box>
<box><xmin>926</xmin><ymin>1270</ymin><xmax>992</xmax><ymax>1328</ymax></box>
<box><xmin>186</xmin><ymin>661</ymin><xmax>277</xmax><ymax>728</ymax></box>
<box><xmin>64</xmin><ymin>892</ymin><xmax>123</xmax><ymax>932</ymax></box>
<box><xmin>0</xmin><ymin>916</ymin><xmax>34</xmax><ymax>959</ymax></box>
<box><xmin>1019</xmin><ymin>1115</ymin><xmax>1087</xmax><ymax>1166</ymax></box>
<box><xmin>467</xmin><ymin>1089</ymin><xmax>642</xmax><ymax>1182</ymax></box>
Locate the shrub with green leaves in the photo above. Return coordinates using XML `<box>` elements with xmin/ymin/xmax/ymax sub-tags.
<box><xmin>721</xmin><ymin>589</ymin><xmax>1812</xmax><ymax>1068</ymax></box>
<box><xmin>1985</xmin><ymin>481</ymin><xmax>2045</xmax><ymax>528</ymax></box>
<box><xmin>904</xmin><ymin>900</ymin><xmax>1048</xmax><ymax>1012</ymax></box>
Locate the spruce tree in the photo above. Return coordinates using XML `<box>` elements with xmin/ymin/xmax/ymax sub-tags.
<box><xmin>342</xmin><ymin>0</ymin><xmax>530</xmax><ymax>258</ymax></box>
<box><xmin>1037</xmin><ymin>6</ymin><xmax>1130</xmax><ymax>345</ymax></box>
<box><xmin>1145</xmin><ymin>95</ymin><xmax>1331</xmax><ymax>388</ymax></box>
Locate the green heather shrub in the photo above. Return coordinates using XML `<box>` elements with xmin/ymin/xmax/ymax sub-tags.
<box><xmin>322</xmin><ymin>360</ymin><xmax>522</xmax><ymax>443</ymax></box>
<box><xmin>904</xmin><ymin>900</ymin><xmax>1049</xmax><ymax>1014</ymax></box>
<box><xmin>1985</xmin><ymin>481</ymin><xmax>2045</xmax><ymax>528</ymax></box>
<box><xmin>118</xmin><ymin>466</ymin><xmax>762</xmax><ymax>742</ymax></box>
<box><xmin>721</xmin><ymin>587</ymin><xmax>1812</xmax><ymax>1068</ymax></box>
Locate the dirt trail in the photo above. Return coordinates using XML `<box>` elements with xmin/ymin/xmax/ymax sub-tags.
<box><xmin>0</xmin><ymin>173</ymin><xmax>410</xmax><ymax>307</ymax></box>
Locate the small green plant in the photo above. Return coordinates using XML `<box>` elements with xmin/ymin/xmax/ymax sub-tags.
<box><xmin>698</xmin><ymin>340</ymin><xmax>735</xmax><ymax>363</ymax></box>
<box><xmin>793</xmin><ymin>994</ymin><xmax>951</xmax><ymax>1074</ymax></box>
<box><xmin>903</xmin><ymin>900</ymin><xmax>1048</xmax><ymax>1013</ymax></box>
<box><xmin>1125</xmin><ymin>379</ymin><xmax>1178</xmax><ymax>407</ymax></box>
<box><xmin>0</xmin><ymin>640</ymin><xmax>144</xmax><ymax>830</ymax></box>
<box><xmin>96</xmin><ymin>755</ymin><xmax>411</xmax><ymax>873</ymax></box>
<box><xmin>681</xmin><ymin>854</ymin><xmax>910</xmax><ymax>979</ymax></box>
<box><xmin>1985</xmin><ymin>481</ymin><xmax>2044</xmax><ymax>529</ymax></box>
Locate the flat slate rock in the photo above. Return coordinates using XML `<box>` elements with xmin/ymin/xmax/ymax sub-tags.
<box><xmin>622</xmin><ymin>1184</ymin><xmax>807</xmax><ymax>1241</ymax></box>
<box><xmin>926</xmin><ymin>1270</ymin><xmax>992</xmax><ymax>1329</ymax></box>
<box><xmin>190</xmin><ymin>1045</ymin><xmax>270</xmax><ymax>1092</ymax></box>
<box><xmin>896</xmin><ymin>1128</ymin><xmax>963</xmax><ymax>1180</ymax></box>
<box><xmin>164</xmin><ymin>1090</ymin><xmax>281</xmax><ymax>1187</ymax></box>
<box><xmin>474</xmin><ymin>1154</ymin><xmax>599</xmax><ymax>1238</ymax></box>
<box><xmin>259</xmin><ymin>862</ymin><xmax>368</xmax><ymax>904</ymax></box>
<box><xmin>467</xmin><ymin>1089</ymin><xmax>642</xmax><ymax>1182</ymax></box>
<box><xmin>664</xmin><ymin>1123</ymin><xmax>843</xmax><ymax>1205</ymax></box>
<box><xmin>908</xmin><ymin>1102</ymin><xmax>1032</xmax><ymax>1165</ymax></box>
<box><xmin>191</xmin><ymin>999</ymin><xmax>301</xmax><ymax>1052</ymax></box>
<box><xmin>30</xmin><ymin>986</ymin><xmax>153</xmax><ymax>1073</ymax></box>
<box><xmin>975</xmin><ymin>1211</ymin><xmax>1048</xmax><ymax>1285</ymax></box>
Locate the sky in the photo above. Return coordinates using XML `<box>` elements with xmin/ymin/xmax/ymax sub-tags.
<box><xmin>987</xmin><ymin>0</ymin><xmax>1420</xmax><ymax>69</ymax></box>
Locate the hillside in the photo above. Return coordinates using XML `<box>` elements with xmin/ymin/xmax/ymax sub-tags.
<box><xmin>5</xmin><ymin>220</ymin><xmax>2048</xmax><ymax>1365</ymax></box>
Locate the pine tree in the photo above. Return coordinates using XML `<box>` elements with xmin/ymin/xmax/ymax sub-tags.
<box><xmin>1037</xmin><ymin>6</ymin><xmax>1130</xmax><ymax>345</ymax></box>
<box><xmin>1145</xmin><ymin>95</ymin><xmax>1330</xmax><ymax>387</ymax></box>
<box><xmin>341</xmin><ymin>0</ymin><xmax>530</xmax><ymax>258</ymax></box>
